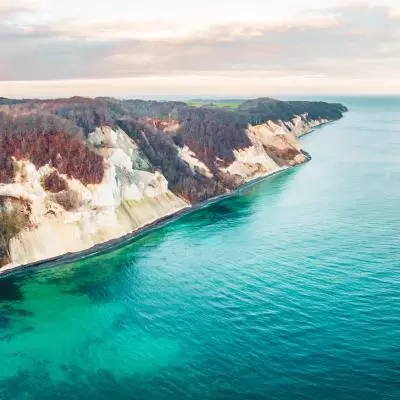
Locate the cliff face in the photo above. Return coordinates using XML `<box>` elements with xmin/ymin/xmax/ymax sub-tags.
<box><xmin>0</xmin><ymin>97</ymin><xmax>347</xmax><ymax>272</ymax></box>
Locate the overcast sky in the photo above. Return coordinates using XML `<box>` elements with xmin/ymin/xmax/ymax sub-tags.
<box><xmin>0</xmin><ymin>0</ymin><xmax>399</xmax><ymax>98</ymax></box>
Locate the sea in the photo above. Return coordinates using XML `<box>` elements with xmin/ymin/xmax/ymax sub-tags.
<box><xmin>0</xmin><ymin>96</ymin><xmax>399</xmax><ymax>399</ymax></box>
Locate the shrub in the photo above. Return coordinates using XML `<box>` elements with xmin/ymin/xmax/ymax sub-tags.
<box><xmin>0</xmin><ymin>208</ymin><xmax>28</xmax><ymax>265</ymax></box>
<box><xmin>0</xmin><ymin>155</ymin><xmax>14</xmax><ymax>183</ymax></box>
<box><xmin>43</xmin><ymin>171</ymin><xmax>68</xmax><ymax>193</ymax></box>
<box><xmin>51</xmin><ymin>190</ymin><xmax>82</xmax><ymax>211</ymax></box>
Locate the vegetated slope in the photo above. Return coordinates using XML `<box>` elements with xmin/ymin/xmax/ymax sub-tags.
<box><xmin>0</xmin><ymin>112</ymin><xmax>103</xmax><ymax>184</ymax></box>
<box><xmin>0</xmin><ymin>95</ymin><xmax>348</xmax><ymax>204</ymax></box>
<box><xmin>0</xmin><ymin>96</ymin><xmax>347</xmax><ymax>269</ymax></box>
<box><xmin>116</xmin><ymin>118</ymin><xmax>227</xmax><ymax>203</ymax></box>
<box><xmin>238</xmin><ymin>97</ymin><xmax>348</xmax><ymax>123</ymax></box>
<box><xmin>0</xmin><ymin>96</ymin><xmax>347</xmax><ymax>193</ymax></box>
<box><xmin>176</xmin><ymin>107</ymin><xmax>251</xmax><ymax>165</ymax></box>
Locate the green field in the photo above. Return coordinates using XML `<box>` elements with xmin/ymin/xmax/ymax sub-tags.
<box><xmin>186</xmin><ymin>99</ymin><xmax>245</xmax><ymax>110</ymax></box>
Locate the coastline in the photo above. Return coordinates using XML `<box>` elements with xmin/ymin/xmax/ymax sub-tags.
<box><xmin>0</xmin><ymin>164</ymin><xmax>297</xmax><ymax>279</ymax></box>
<box><xmin>0</xmin><ymin>113</ymin><xmax>343</xmax><ymax>279</ymax></box>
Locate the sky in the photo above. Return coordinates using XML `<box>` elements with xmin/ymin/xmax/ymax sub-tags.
<box><xmin>0</xmin><ymin>0</ymin><xmax>399</xmax><ymax>98</ymax></box>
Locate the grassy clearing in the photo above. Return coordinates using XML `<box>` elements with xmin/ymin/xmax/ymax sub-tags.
<box><xmin>186</xmin><ymin>100</ymin><xmax>244</xmax><ymax>110</ymax></box>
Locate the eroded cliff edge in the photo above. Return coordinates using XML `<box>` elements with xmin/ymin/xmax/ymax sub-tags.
<box><xmin>0</xmin><ymin>97</ymin><xmax>347</xmax><ymax>272</ymax></box>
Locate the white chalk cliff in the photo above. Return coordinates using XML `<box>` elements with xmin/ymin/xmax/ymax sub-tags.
<box><xmin>0</xmin><ymin>115</ymin><xmax>330</xmax><ymax>273</ymax></box>
<box><xmin>1</xmin><ymin>126</ymin><xmax>187</xmax><ymax>271</ymax></box>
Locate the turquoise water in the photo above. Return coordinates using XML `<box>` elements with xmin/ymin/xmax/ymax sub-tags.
<box><xmin>0</xmin><ymin>97</ymin><xmax>399</xmax><ymax>399</ymax></box>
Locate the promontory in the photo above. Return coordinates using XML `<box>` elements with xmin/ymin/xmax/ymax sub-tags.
<box><xmin>0</xmin><ymin>97</ymin><xmax>347</xmax><ymax>273</ymax></box>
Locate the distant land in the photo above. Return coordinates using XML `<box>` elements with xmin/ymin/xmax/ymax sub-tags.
<box><xmin>187</xmin><ymin>99</ymin><xmax>248</xmax><ymax>109</ymax></box>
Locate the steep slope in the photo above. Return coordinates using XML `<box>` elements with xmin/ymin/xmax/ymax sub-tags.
<box><xmin>0</xmin><ymin>97</ymin><xmax>347</xmax><ymax>272</ymax></box>
<box><xmin>0</xmin><ymin>126</ymin><xmax>187</xmax><ymax>267</ymax></box>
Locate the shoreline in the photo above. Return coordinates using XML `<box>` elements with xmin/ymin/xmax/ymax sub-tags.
<box><xmin>1</xmin><ymin>111</ymin><xmax>343</xmax><ymax>280</ymax></box>
<box><xmin>0</xmin><ymin>163</ymin><xmax>299</xmax><ymax>280</ymax></box>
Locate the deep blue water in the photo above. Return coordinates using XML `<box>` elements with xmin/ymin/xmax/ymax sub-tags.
<box><xmin>0</xmin><ymin>96</ymin><xmax>399</xmax><ymax>399</ymax></box>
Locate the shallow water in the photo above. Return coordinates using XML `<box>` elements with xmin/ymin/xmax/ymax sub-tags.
<box><xmin>0</xmin><ymin>97</ymin><xmax>399</xmax><ymax>399</ymax></box>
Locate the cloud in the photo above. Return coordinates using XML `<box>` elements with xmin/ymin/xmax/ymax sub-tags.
<box><xmin>0</xmin><ymin>4</ymin><xmax>399</xmax><ymax>94</ymax></box>
<box><xmin>0</xmin><ymin>3</ymin><xmax>30</xmax><ymax>19</ymax></box>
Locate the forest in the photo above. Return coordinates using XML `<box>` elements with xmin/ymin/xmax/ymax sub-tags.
<box><xmin>0</xmin><ymin>96</ymin><xmax>347</xmax><ymax>262</ymax></box>
<box><xmin>0</xmin><ymin>96</ymin><xmax>347</xmax><ymax>193</ymax></box>
<box><xmin>0</xmin><ymin>112</ymin><xmax>104</xmax><ymax>184</ymax></box>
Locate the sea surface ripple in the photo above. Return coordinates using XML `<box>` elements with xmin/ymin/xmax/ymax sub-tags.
<box><xmin>0</xmin><ymin>96</ymin><xmax>399</xmax><ymax>399</ymax></box>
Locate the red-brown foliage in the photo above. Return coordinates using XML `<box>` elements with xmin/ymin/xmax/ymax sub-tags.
<box><xmin>0</xmin><ymin>156</ymin><xmax>14</xmax><ymax>183</ymax></box>
<box><xmin>43</xmin><ymin>171</ymin><xmax>68</xmax><ymax>193</ymax></box>
<box><xmin>51</xmin><ymin>190</ymin><xmax>82</xmax><ymax>211</ymax></box>
<box><xmin>0</xmin><ymin>132</ymin><xmax>104</xmax><ymax>185</ymax></box>
<box><xmin>177</xmin><ymin>107</ymin><xmax>251</xmax><ymax>167</ymax></box>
